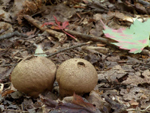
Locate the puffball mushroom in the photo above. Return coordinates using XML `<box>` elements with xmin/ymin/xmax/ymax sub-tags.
<box><xmin>11</xmin><ymin>56</ymin><xmax>56</xmax><ymax>97</ymax></box>
<box><xmin>56</xmin><ymin>58</ymin><xmax>98</xmax><ymax>97</ymax></box>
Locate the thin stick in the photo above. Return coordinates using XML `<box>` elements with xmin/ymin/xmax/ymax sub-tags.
<box><xmin>0</xmin><ymin>31</ymin><xmax>28</xmax><ymax>40</ymax></box>
<box><xmin>65</xmin><ymin>29</ymin><xmax>108</xmax><ymax>43</ymax></box>
<box><xmin>127</xmin><ymin>104</ymin><xmax>150</xmax><ymax>112</ymax></box>
<box><xmin>47</xmin><ymin>41</ymin><xmax>91</xmax><ymax>58</ymax></box>
<box><xmin>23</xmin><ymin>15</ymin><xmax>66</xmax><ymax>41</ymax></box>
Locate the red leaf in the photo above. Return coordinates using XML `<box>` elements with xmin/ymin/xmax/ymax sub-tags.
<box><xmin>42</xmin><ymin>16</ymin><xmax>78</xmax><ymax>40</ymax></box>
<box><xmin>62</xmin><ymin>21</ymin><xmax>69</xmax><ymax>29</ymax></box>
<box><xmin>53</xmin><ymin>15</ymin><xmax>61</xmax><ymax>26</ymax></box>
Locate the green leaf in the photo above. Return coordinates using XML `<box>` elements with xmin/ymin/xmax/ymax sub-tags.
<box><xmin>102</xmin><ymin>19</ymin><xmax>150</xmax><ymax>53</ymax></box>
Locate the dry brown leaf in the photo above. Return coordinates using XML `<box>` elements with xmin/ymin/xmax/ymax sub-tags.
<box><xmin>40</xmin><ymin>94</ymin><xmax>100</xmax><ymax>113</ymax></box>
<box><xmin>72</xmin><ymin>93</ymin><xmax>96</xmax><ymax>112</ymax></box>
<box><xmin>86</xmin><ymin>91</ymin><xmax>108</xmax><ymax>111</ymax></box>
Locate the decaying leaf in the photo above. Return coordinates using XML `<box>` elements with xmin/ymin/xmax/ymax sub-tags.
<box><xmin>40</xmin><ymin>94</ymin><xmax>101</xmax><ymax>113</ymax></box>
<box><xmin>72</xmin><ymin>93</ymin><xmax>97</xmax><ymax>112</ymax></box>
<box><xmin>122</xmin><ymin>70</ymin><xmax>150</xmax><ymax>86</ymax></box>
<box><xmin>34</xmin><ymin>44</ymin><xmax>47</xmax><ymax>57</ymax></box>
<box><xmin>86</xmin><ymin>91</ymin><xmax>108</xmax><ymax>111</ymax></box>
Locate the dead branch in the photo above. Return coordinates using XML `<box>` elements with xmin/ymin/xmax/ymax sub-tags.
<box><xmin>46</xmin><ymin>41</ymin><xmax>91</xmax><ymax>58</ymax></box>
<box><xmin>23</xmin><ymin>15</ymin><xmax>67</xmax><ymax>42</ymax></box>
<box><xmin>65</xmin><ymin>29</ymin><xmax>108</xmax><ymax>43</ymax></box>
<box><xmin>0</xmin><ymin>31</ymin><xmax>28</xmax><ymax>40</ymax></box>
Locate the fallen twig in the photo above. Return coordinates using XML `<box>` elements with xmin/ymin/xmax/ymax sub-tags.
<box><xmin>103</xmin><ymin>95</ymin><xmax>127</xmax><ymax>113</ymax></box>
<box><xmin>47</xmin><ymin>41</ymin><xmax>91</xmax><ymax>58</ymax></box>
<box><xmin>127</xmin><ymin>104</ymin><xmax>150</xmax><ymax>112</ymax></box>
<box><xmin>23</xmin><ymin>15</ymin><xmax>150</xmax><ymax>55</ymax></box>
<box><xmin>0</xmin><ymin>31</ymin><xmax>28</xmax><ymax>41</ymax></box>
<box><xmin>23</xmin><ymin>15</ymin><xmax>108</xmax><ymax>43</ymax></box>
<box><xmin>65</xmin><ymin>29</ymin><xmax>108</xmax><ymax>43</ymax></box>
<box><xmin>136</xmin><ymin>0</ymin><xmax>150</xmax><ymax>7</ymax></box>
<box><xmin>42</xmin><ymin>16</ymin><xmax>78</xmax><ymax>41</ymax></box>
<box><xmin>23</xmin><ymin>15</ymin><xmax>67</xmax><ymax>42</ymax></box>
<box><xmin>65</xmin><ymin>29</ymin><xmax>150</xmax><ymax>55</ymax></box>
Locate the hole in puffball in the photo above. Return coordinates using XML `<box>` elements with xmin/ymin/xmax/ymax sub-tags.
<box><xmin>77</xmin><ymin>62</ymin><xmax>85</xmax><ymax>67</ymax></box>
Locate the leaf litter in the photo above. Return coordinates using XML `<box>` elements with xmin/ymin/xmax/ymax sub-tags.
<box><xmin>0</xmin><ymin>0</ymin><xmax>150</xmax><ymax>113</ymax></box>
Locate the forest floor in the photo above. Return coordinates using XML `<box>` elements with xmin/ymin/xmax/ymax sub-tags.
<box><xmin>1</xmin><ymin>0</ymin><xmax>150</xmax><ymax>113</ymax></box>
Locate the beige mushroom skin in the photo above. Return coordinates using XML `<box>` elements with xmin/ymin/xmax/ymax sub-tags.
<box><xmin>11</xmin><ymin>56</ymin><xmax>56</xmax><ymax>97</ymax></box>
<box><xmin>56</xmin><ymin>58</ymin><xmax>98</xmax><ymax>97</ymax></box>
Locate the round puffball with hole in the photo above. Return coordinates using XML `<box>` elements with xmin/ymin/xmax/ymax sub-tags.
<box><xmin>11</xmin><ymin>56</ymin><xmax>56</xmax><ymax>97</ymax></box>
<box><xmin>56</xmin><ymin>58</ymin><xmax>98</xmax><ymax>97</ymax></box>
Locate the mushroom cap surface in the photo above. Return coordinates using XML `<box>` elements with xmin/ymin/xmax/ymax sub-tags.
<box><xmin>11</xmin><ymin>56</ymin><xmax>56</xmax><ymax>97</ymax></box>
<box><xmin>56</xmin><ymin>58</ymin><xmax>98</xmax><ymax>97</ymax></box>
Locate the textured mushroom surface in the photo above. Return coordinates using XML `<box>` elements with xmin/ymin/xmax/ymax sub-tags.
<box><xmin>56</xmin><ymin>58</ymin><xmax>98</xmax><ymax>97</ymax></box>
<box><xmin>11</xmin><ymin>56</ymin><xmax>56</xmax><ymax>97</ymax></box>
